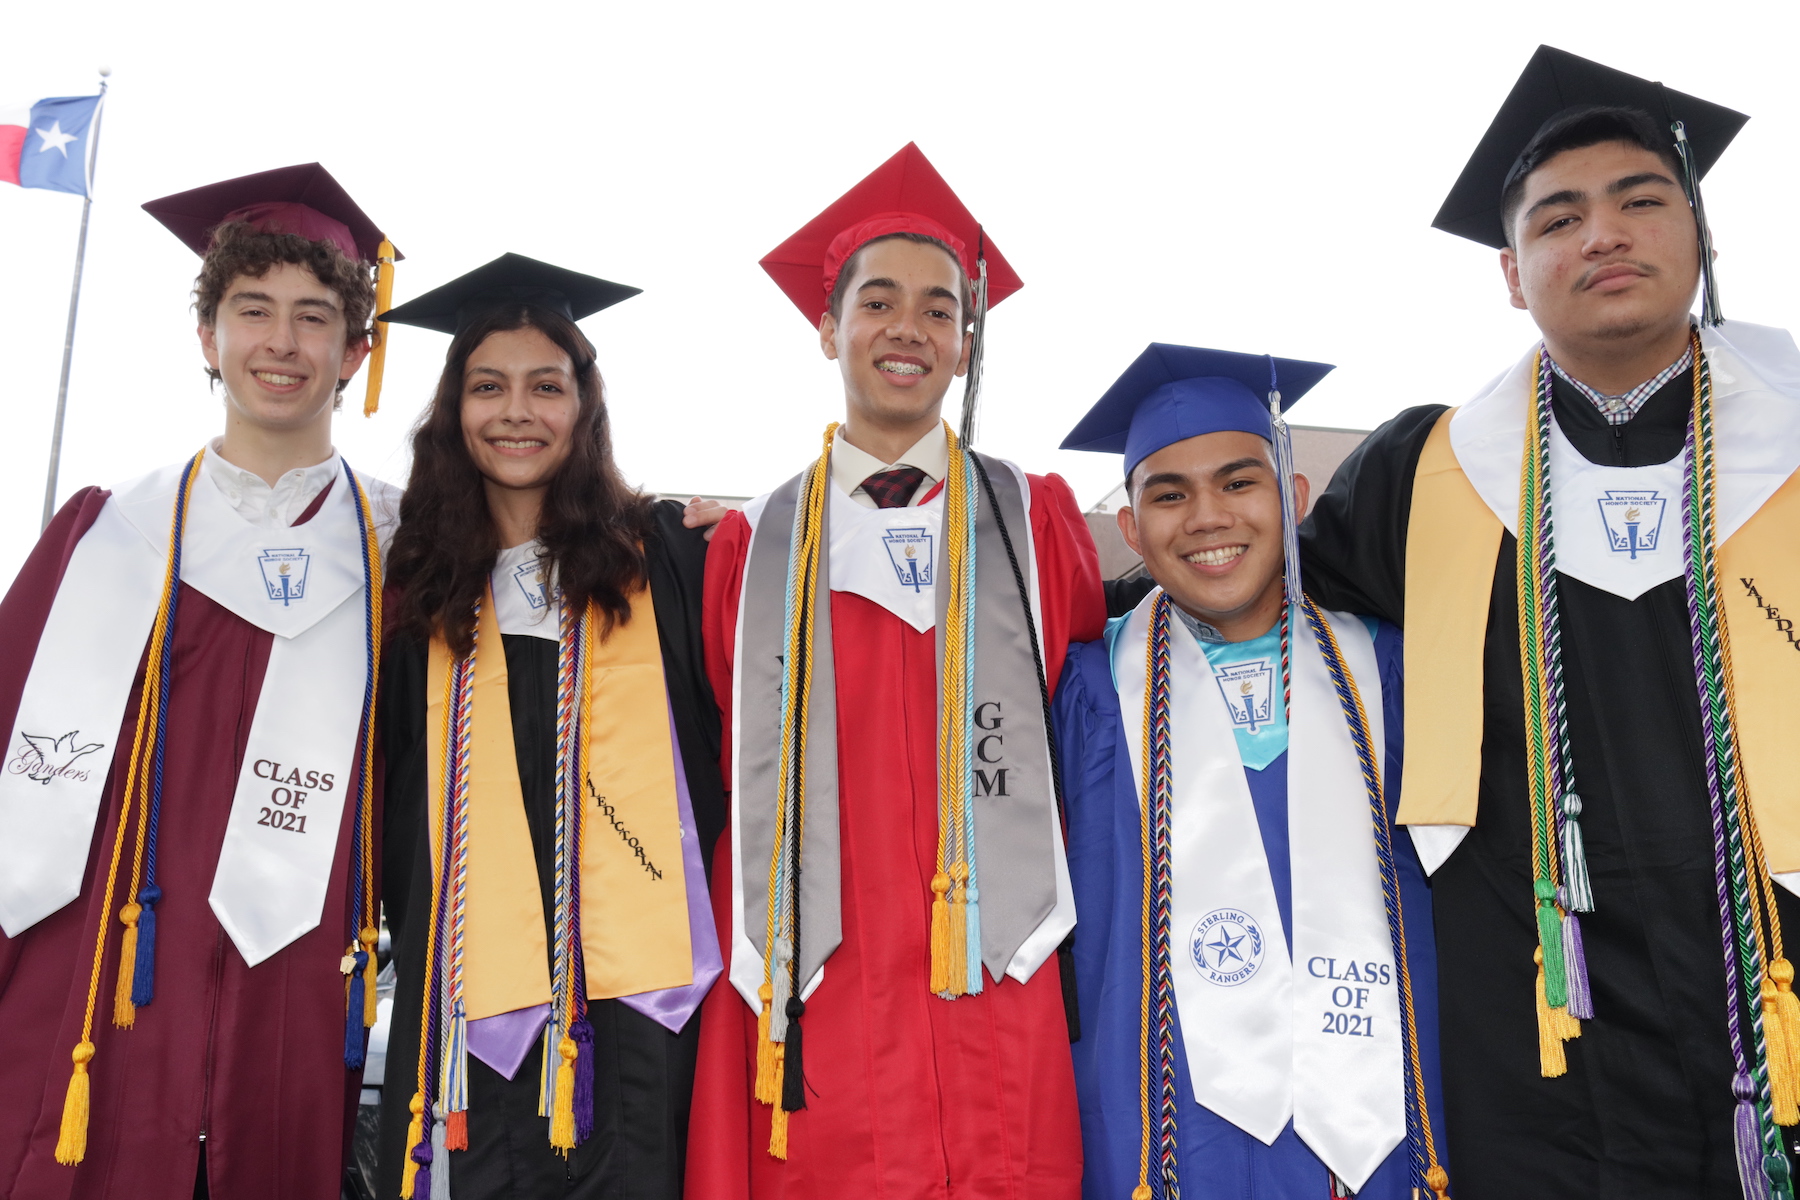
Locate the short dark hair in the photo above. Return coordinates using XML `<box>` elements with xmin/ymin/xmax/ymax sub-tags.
<box><xmin>1500</xmin><ymin>106</ymin><xmax>1686</xmax><ymax>247</ymax></box>
<box><xmin>824</xmin><ymin>232</ymin><xmax>973</xmax><ymax>326</ymax></box>
<box><xmin>194</xmin><ymin>220</ymin><xmax>377</xmax><ymax>396</ymax></box>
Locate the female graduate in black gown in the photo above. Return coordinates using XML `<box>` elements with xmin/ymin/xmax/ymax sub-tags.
<box><xmin>374</xmin><ymin>259</ymin><xmax>724</xmax><ymax>1199</ymax></box>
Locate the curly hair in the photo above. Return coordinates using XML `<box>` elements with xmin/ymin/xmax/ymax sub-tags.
<box><xmin>193</xmin><ymin>221</ymin><xmax>377</xmax><ymax>395</ymax></box>
<box><xmin>386</xmin><ymin>303</ymin><xmax>655</xmax><ymax>657</ymax></box>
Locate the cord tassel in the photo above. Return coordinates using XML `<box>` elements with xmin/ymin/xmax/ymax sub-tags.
<box><xmin>550</xmin><ymin>1035</ymin><xmax>578</xmax><ymax>1152</ymax></box>
<box><xmin>754</xmin><ymin>983</ymin><xmax>778</xmax><ymax>1104</ymax></box>
<box><xmin>444</xmin><ymin>1108</ymin><xmax>468</xmax><ymax>1152</ymax></box>
<box><xmin>1766</xmin><ymin>1151</ymin><xmax>1796</xmax><ymax>1200</ymax></box>
<box><xmin>572</xmin><ymin>1017</ymin><xmax>595</xmax><ymax>1145</ymax></box>
<box><xmin>1764</xmin><ymin>979</ymin><xmax>1799</xmax><ymax>1126</ymax></box>
<box><xmin>361</xmin><ymin>928</ymin><xmax>379</xmax><ymax>1027</ymax></box>
<box><xmin>52</xmin><ymin>1040</ymin><xmax>95</xmax><ymax>1165</ymax></box>
<box><xmin>1733</xmin><ymin>1074</ymin><xmax>1774</xmax><ymax>1200</ymax></box>
<box><xmin>781</xmin><ymin>997</ymin><xmax>807</xmax><ymax>1112</ymax></box>
<box><xmin>928</xmin><ymin>872</ymin><xmax>952</xmax><ymax>994</ymax></box>
<box><xmin>129</xmin><ymin>884</ymin><xmax>160</xmax><ymax>1007</ymax></box>
<box><xmin>946</xmin><ymin>869</ymin><xmax>968</xmax><ymax>997</ymax></box>
<box><xmin>1535</xmin><ymin>949</ymin><xmax>1567</xmax><ymax>1078</ymax></box>
<box><xmin>1561</xmin><ymin>908</ymin><xmax>1594</xmax><ymax>1020</ymax></box>
<box><xmin>1535</xmin><ymin>884</ymin><xmax>1567</xmax><ymax>1009</ymax></box>
<box><xmin>344</xmin><ymin>949</ymin><xmax>369</xmax><ymax>1068</ymax></box>
<box><xmin>964</xmin><ymin>883</ymin><xmax>984</xmax><ymax>996</ymax></box>
<box><xmin>768</xmin><ymin>1096</ymin><xmax>790</xmax><ymax>1160</ymax></box>
<box><xmin>400</xmin><ymin>1092</ymin><xmax>426</xmax><ymax>1198</ymax></box>
<box><xmin>111</xmin><ymin>904</ymin><xmax>140</xmax><ymax>1028</ymax></box>
<box><xmin>1559</xmin><ymin>794</ymin><xmax>1594</xmax><ymax>913</ymax></box>
<box><xmin>1774</xmin><ymin>960</ymin><xmax>1800</xmax><ymax>1086</ymax></box>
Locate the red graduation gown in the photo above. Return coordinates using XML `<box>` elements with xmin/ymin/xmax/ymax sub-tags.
<box><xmin>686</xmin><ymin>472</ymin><xmax>1105</xmax><ymax>1200</ymax></box>
<box><xmin>0</xmin><ymin>488</ymin><xmax>366</xmax><ymax>1200</ymax></box>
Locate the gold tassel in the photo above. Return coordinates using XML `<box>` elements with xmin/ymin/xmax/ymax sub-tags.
<box><xmin>1765</xmin><ymin>978</ymin><xmax>1799</xmax><ymax>1125</ymax></box>
<box><xmin>53</xmin><ymin>1040</ymin><xmax>95</xmax><ymax>1165</ymax></box>
<box><xmin>946</xmin><ymin>867</ymin><xmax>968</xmax><ymax>997</ymax></box>
<box><xmin>361</xmin><ymin>927</ymin><xmax>379</xmax><ymax>1028</ymax></box>
<box><xmin>1424</xmin><ymin>1164</ymin><xmax>1451</xmax><ymax>1199</ymax></box>
<box><xmin>1131</xmin><ymin>1188</ymin><xmax>1152</xmax><ymax>1200</ymax></box>
<box><xmin>400</xmin><ymin>1091</ymin><xmax>424</xmax><ymax>1198</ymax></box>
<box><xmin>769</xmin><ymin>1102</ymin><xmax>790</xmax><ymax>1160</ymax></box>
<box><xmin>112</xmin><ymin>903</ymin><xmax>141</xmax><ymax>1028</ymax></box>
<box><xmin>549</xmin><ymin>1035</ymin><xmax>577</xmax><ymax>1151</ymax></box>
<box><xmin>754</xmin><ymin>984</ymin><xmax>779</xmax><ymax>1104</ymax></box>
<box><xmin>928</xmin><ymin>872</ymin><xmax>952</xmax><ymax>994</ymax></box>
<box><xmin>1535</xmin><ymin>949</ymin><xmax>1567</xmax><ymax>1078</ymax></box>
<box><xmin>1773</xmin><ymin>959</ymin><xmax>1800</xmax><ymax>1084</ymax></box>
<box><xmin>361</xmin><ymin>240</ymin><xmax>396</xmax><ymax>417</ymax></box>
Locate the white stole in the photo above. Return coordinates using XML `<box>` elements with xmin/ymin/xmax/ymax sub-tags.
<box><xmin>0</xmin><ymin>457</ymin><xmax>395</xmax><ymax>966</ymax></box>
<box><xmin>1112</xmin><ymin>591</ymin><xmax>1402</xmax><ymax>1191</ymax></box>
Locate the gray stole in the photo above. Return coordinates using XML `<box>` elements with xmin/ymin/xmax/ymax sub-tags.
<box><xmin>737</xmin><ymin>449</ymin><xmax>1056</xmax><ymax>989</ymax></box>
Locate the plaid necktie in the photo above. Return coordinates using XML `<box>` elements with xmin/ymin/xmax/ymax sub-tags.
<box><xmin>861</xmin><ymin>466</ymin><xmax>927</xmax><ymax>509</ymax></box>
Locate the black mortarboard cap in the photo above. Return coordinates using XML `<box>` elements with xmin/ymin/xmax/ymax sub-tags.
<box><xmin>142</xmin><ymin>162</ymin><xmax>398</xmax><ymax>265</ymax></box>
<box><xmin>1433</xmin><ymin>45</ymin><xmax>1748</xmax><ymax>251</ymax></box>
<box><xmin>378</xmin><ymin>253</ymin><xmax>641</xmax><ymax>336</ymax></box>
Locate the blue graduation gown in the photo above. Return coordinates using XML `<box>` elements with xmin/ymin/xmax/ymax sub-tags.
<box><xmin>1054</xmin><ymin>619</ymin><xmax>1447</xmax><ymax>1199</ymax></box>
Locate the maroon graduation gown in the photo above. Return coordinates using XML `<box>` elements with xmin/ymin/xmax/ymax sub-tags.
<box><xmin>0</xmin><ymin>487</ymin><xmax>367</xmax><ymax>1200</ymax></box>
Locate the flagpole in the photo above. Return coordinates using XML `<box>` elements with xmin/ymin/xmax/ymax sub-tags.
<box><xmin>40</xmin><ymin>67</ymin><xmax>111</xmax><ymax>532</ymax></box>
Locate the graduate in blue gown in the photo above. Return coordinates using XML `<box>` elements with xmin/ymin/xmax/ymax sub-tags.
<box><xmin>1053</xmin><ymin>346</ymin><xmax>1449</xmax><ymax>1199</ymax></box>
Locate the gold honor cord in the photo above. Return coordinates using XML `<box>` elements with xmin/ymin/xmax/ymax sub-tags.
<box><xmin>756</xmin><ymin>423</ymin><xmax>834</xmax><ymax>1160</ymax></box>
<box><xmin>56</xmin><ymin>453</ymin><xmax>204</xmax><ymax>1164</ymax></box>
<box><xmin>930</xmin><ymin>424</ymin><xmax>979</xmax><ymax>999</ymax></box>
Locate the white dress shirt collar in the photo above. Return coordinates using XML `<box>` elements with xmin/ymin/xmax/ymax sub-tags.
<box><xmin>830</xmin><ymin>423</ymin><xmax>950</xmax><ymax>509</ymax></box>
<box><xmin>202</xmin><ymin>437</ymin><xmax>342</xmax><ymax>530</ymax></box>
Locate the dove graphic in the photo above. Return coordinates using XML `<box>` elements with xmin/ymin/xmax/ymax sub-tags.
<box><xmin>18</xmin><ymin>731</ymin><xmax>105</xmax><ymax>785</ymax></box>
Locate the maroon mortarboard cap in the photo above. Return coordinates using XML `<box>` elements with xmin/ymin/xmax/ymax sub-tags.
<box><xmin>141</xmin><ymin>163</ymin><xmax>399</xmax><ymax>265</ymax></box>
<box><xmin>760</xmin><ymin>143</ymin><xmax>1021</xmax><ymax>327</ymax></box>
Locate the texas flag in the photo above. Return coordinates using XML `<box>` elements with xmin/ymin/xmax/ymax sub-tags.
<box><xmin>2</xmin><ymin>95</ymin><xmax>102</xmax><ymax>196</ymax></box>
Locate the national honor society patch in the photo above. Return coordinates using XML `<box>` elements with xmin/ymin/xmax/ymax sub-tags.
<box><xmin>882</xmin><ymin>527</ymin><xmax>933</xmax><ymax>593</ymax></box>
<box><xmin>1213</xmin><ymin>659</ymin><xmax>1275</xmax><ymax>733</ymax></box>
<box><xmin>1597</xmin><ymin>489</ymin><xmax>1667</xmax><ymax>559</ymax></box>
<box><xmin>257</xmin><ymin>548</ymin><xmax>312</xmax><ymax>606</ymax></box>
<box><xmin>1191</xmin><ymin>907</ymin><xmax>1266</xmax><ymax>987</ymax></box>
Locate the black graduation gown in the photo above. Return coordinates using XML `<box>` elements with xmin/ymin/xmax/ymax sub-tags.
<box><xmin>376</xmin><ymin>501</ymin><xmax>724</xmax><ymax>1200</ymax></box>
<box><xmin>1291</xmin><ymin>368</ymin><xmax>1800</xmax><ymax>1199</ymax></box>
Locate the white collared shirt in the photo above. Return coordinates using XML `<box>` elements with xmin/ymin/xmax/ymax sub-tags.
<box><xmin>829</xmin><ymin>424</ymin><xmax>950</xmax><ymax>509</ymax></box>
<box><xmin>202</xmin><ymin>437</ymin><xmax>342</xmax><ymax>530</ymax></box>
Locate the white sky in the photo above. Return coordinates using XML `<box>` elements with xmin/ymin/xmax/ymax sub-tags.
<box><xmin>3</xmin><ymin>0</ymin><xmax>1796</xmax><ymax>584</ymax></box>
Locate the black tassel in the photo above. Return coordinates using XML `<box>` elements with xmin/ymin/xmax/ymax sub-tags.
<box><xmin>1058</xmin><ymin>932</ymin><xmax>1081</xmax><ymax>1043</ymax></box>
<box><xmin>781</xmin><ymin>997</ymin><xmax>807</xmax><ymax>1111</ymax></box>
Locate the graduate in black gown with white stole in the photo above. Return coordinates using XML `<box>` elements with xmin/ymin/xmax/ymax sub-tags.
<box><xmin>1298</xmin><ymin>48</ymin><xmax>1800</xmax><ymax>1199</ymax></box>
<box><xmin>375</xmin><ymin>256</ymin><xmax>724</xmax><ymax>1199</ymax></box>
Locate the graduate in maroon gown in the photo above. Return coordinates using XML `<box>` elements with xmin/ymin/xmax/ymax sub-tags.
<box><xmin>686</xmin><ymin>144</ymin><xmax>1105</xmax><ymax>1200</ymax></box>
<box><xmin>0</xmin><ymin>165</ymin><xmax>401</xmax><ymax>1200</ymax></box>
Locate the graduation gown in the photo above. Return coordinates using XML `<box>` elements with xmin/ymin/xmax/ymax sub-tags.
<box><xmin>1299</xmin><ymin>366</ymin><xmax>1800</xmax><ymax>1198</ymax></box>
<box><xmin>685</xmin><ymin>471</ymin><xmax>1105</xmax><ymax>1200</ymax></box>
<box><xmin>0</xmin><ymin>485</ymin><xmax>371</xmax><ymax>1200</ymax></box>
<box><xmin>376</xmin><ymin>500</ymin><xmax>725</xmax><ymax>1200</ymax></box>
<box><xmin>1054</xmin><ymin>621</ymin><xmax>1446</xmax><ymax>1199</ymax></box>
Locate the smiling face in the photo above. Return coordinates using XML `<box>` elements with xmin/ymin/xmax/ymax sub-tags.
<box><xmin>818</xmin><ymin>237</ymin><xmax>971</xmax><ymax>435</ymax></box>
<box><xmin>458</xmin><ymin>326</ymin><xmax>580</xmax><ymax>501</ymax></box>
<box><xmin>1501</xmin><ymin>140</ymin><xmax>1701</xmax><ymax>351</ymax></box>
<box><xmin>198</xmin><ymin>261</ymin><xmax>369</xmax><ymax>434</ymax></box>
<box><xmin>1119</xmin><ymin>430</ymin><xmax>1308</xmax><ymax>643</ymax></box>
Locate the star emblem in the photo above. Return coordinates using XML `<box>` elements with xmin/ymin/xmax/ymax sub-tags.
<box><xmin>34</xmin><ymin>120</ymin><xmax>78</xmax><ymax>157</ymax></box>
<box><xmin>1206</xmin><ymin>927</ymin><xmax>1248</xmax><ymax>967</ymax></box>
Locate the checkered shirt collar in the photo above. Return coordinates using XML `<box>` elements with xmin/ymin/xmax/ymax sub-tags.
<box><xmin>1543</xmin><ymin>341</ymin><xmax>1694</xmax><ymax>427</ymax></box>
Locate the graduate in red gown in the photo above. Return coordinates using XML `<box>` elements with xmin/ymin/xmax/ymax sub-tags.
<box><xmin>0</xmin><ymin>165</ymin><xmax>400</xmax><ymax>1200</ymax></box>
<box><xmin>686</xmin><ymin>144</ymin><xmax>1105</xmax><ymax>1199</ymax></box>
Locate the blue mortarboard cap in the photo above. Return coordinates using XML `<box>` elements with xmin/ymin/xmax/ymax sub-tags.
<box><xmin>1061</xmin><ymin>344</ymin><xmax>1335</xmax><ymax>479</ymax></box>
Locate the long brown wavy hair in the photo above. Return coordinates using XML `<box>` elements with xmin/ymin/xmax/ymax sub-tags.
<box><xmin>387</xmin><ymin>303</ymin><xmax>654</xmax><ymax>656</ymax></box>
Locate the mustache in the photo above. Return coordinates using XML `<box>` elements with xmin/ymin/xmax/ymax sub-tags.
<box><xmin>1573</xmin><ymin>258</ymin><xmax>1660</xmax><ymax>292</ymax></box>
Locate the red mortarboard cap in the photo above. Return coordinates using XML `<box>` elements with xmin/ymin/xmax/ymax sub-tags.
<box><xmin>760</xmin><ymin>143</ymin><xmax>1021</xmax><ymax>327</ymax></box>
<box><xmin>142</xmin><ymin>163</ymin><xmax>399</xmax><ymax>265</ymax></box>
